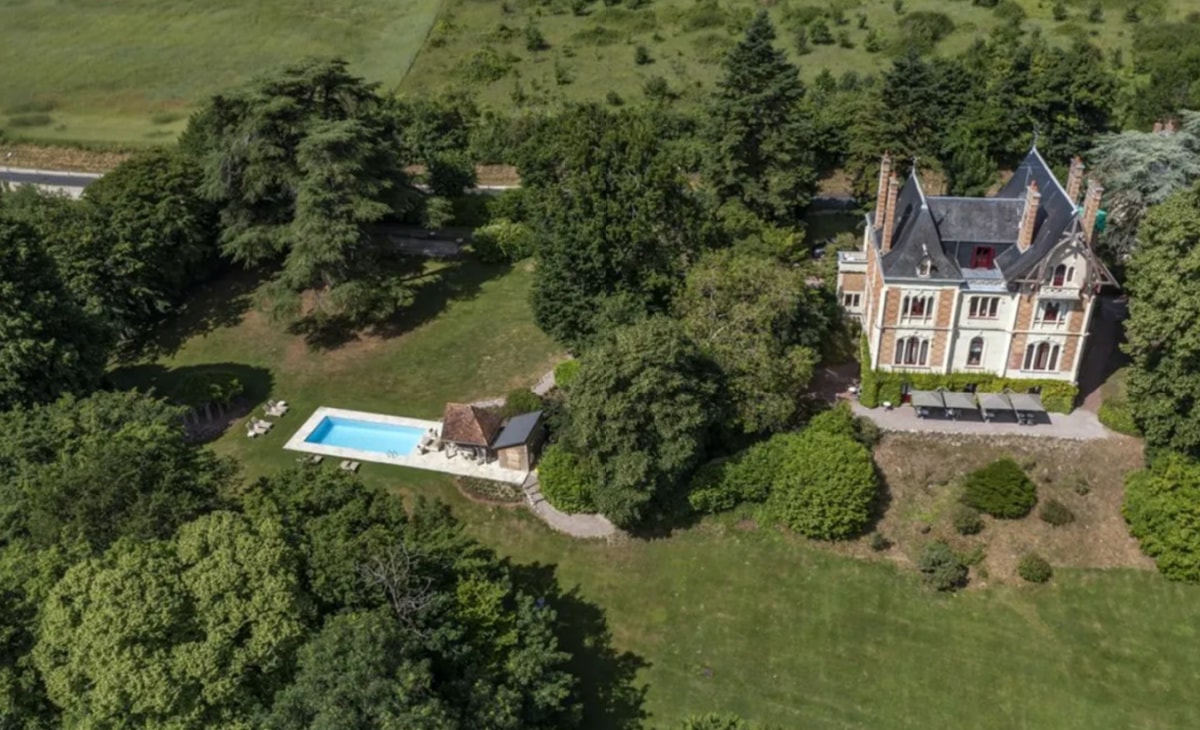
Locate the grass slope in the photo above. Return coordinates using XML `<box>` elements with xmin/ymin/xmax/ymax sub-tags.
<box><xmin>113</xmin><ymin>257</ymin><xmax>1200</xmax><ymax>729</ymax></box>
<box><xmin>3</xmin><ymin>0</ymin><xmax>1195</xmax><ymax>145</ymax></box>
<box><xmin>0</xmin><ymin>0</ymin><xmax>444</xmax><ymax>145</ymax></box>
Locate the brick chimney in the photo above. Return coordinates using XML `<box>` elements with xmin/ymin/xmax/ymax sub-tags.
<box><xmin>1153</xmin><ymin>121</ymin><xmax>1164</xmax><ymax>134</ymax></box>
<box><xmin>1081</xmin><ymin>179</ymin><xmax>1104</xmax><ymax>244</ymax></box>
<box><xmin>874</xmin><ymin>152</ymin><xmax>892</xmax><ymax>230</ymax></box>
<box><xmin>1066</xmin><ymin>157</ymin><xmax>1085</xmax><ymax>205</ymax></box>
<box><xmin>880</xmin><ymin>173</ymin><xmax>900</xmax><ymax>253</ymax></box>
<box><xmin>1017</xmin><ymin>181</ymin><xmax>1040</xmax><ymax>253</ymax></box>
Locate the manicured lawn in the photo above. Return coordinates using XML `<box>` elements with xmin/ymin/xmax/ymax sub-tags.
<box><xmin>112</xmin><ymin>256</ymin><xmax>1200</xmax><ymax>729</ymax></box>
<box><xmin>0</xmin><ymin>0</ymin><xmax>444</xmax><ymax>145</ymax></box>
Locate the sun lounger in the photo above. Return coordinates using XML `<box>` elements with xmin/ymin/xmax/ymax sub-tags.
<box><xmin>251</xmin><ymin>418</ymin><xmax>274</xmax><ymax>432</ymax></box>
<box><xmin>265</xmin><ymin>403</ymin><xmax>289</xmax><ymax>417</ymax></box>
<box><xmin>339</xmin><ymin>460</ymin><xmax>360</xmax><ymax>473</ymax></box>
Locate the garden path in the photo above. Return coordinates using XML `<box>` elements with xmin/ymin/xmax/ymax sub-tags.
<box><xmin>521</xmin><ymin>472</ymin><xmax>617</xmax><ymax>539</ymax></box>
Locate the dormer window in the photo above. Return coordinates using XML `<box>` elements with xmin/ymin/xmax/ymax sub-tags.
<box><xmin>917</xmin><ymin>256</ymin><xmax>932</xmax><ymax>278</ymax></box>
<box><xmin>970</xmin><ymin>246</ymin><xmax>995</xmax><ymax>269</ymax></box>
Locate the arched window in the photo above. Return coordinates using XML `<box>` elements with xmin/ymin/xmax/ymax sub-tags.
<box><xmin>902</xmin><ymin>294</ymin><xmax>932</xmax><ymax>321</ymax></box>
<box><xmin>967</xmin><ymin>337</ymin><xmax>984</xmax><ymax>367</ymax></box>
<box><xmin>1040</xmin><ymin>301</ymin><xmax>1062</xmax><ymax>323</ymax></box>
<box><xmin>1052</xmin><ymin>264</ymin><xmax>1067</xmax><ymax>287</ymax></box>
<box><xmin>1023</xmin><ymin>341</ymin><xmax>1060</xmax><ymax>372</ymax></box>
<box><xmin>894</xmin><ymin>337</ymin><xmax>930</xmax><ymax>366</ymax></box>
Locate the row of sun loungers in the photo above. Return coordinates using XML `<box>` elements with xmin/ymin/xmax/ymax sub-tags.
<box><xmin>245</xmin><ymin>398</ymin><xmax>289</xmax><ymax>438</ymax></box>
<box><xmin>294</xmin><ymin>453</ymin><xmax>358</xmax><ymax>473</ymax></box>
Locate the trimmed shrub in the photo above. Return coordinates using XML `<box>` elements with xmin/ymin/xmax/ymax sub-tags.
<box><xmin>687</xmin><ymin>459</ymin><xmax>737</xmax><ymax>514</ymax></box>
<box><xmin>1039</xmin><ymin>498</ymin><xmax>1075</xmax><ymax>526</ymax></box>
<box><xmin>952</xmin><ymin>504</ymin><xmax>984</xmax><ymax>535</ymax></box>
<box><xmin>1018</xmin><ymin>553</ymin><xmax>1053</xmax><ymax>583</ymax></box>
<box><xmin>538</xmin><ymin>445</ymin><xmax>597</xmax><ymax>513</ymax></box>
<box><xmin>553</xmin><ymin>359</ymin><xmax>580</xmax><ymax>389</ymax></box>
<box><xmin>762</xmin><ymin>431</ymin><xmax>879</xmax><ymax>540</ymax></box>
<box><xmin>917</xmin><ymin>540</ymin><xmax>968</xmax><ymax>591</ymax></box>
<box><xmin>472</xmin><ymin>219</ymin><xmax>535</xmax><ymax>263</ymax></box>
<box><xmin>502</xmin><ymin>388</ymin><xmax>543</xmax><ymax>419</ymax></box>
<box><xmin>808</xmin><ymin>402</ymin><xmax>880</xmax><ymax>448</ymax></box>
<box><xmin>962</xmin><ymin>457</ymin><xmax>1037</xmax><ymax>518</ymax></box>
<box><xmin>634</xmin><ymin>45</ymin><xmax>653</xmax><ymax>65</ymax></box>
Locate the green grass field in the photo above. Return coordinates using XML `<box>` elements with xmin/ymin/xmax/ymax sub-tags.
<box><xmin>111</xmin><ymin>260</ymin><xmax>1200</xmax><ymax>729</ymax></box>
<box><xmin>2</xmin><ymin>0</ymin><xmax>1195</xmax><ymax>146</ymax></box>
<box><xmin>0</xmin><ymin>0</ymin><xmax>444</xmax><ymax>145</ymax></box>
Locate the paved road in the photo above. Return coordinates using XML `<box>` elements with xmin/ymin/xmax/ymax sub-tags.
<box><xmin>0</xmin><ymin>167</ymin><xmax>100</xmax><ymax>199</ymax></box>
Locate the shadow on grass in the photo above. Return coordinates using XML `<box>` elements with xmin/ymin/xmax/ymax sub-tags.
<box><xmin>289</xmin><ymin>255</ymin><xmax>512</xmax><ymax>350</ymax></box>
<box><xmin>511</xmin><ymin>562</ymin><xmax>650</xmax><ymax>730</ymax></box>
<box><xmin>107</xmin><ymin>362</ymin><xmax>275</xmax><ymax>444</ymax></box>
<box><xmin>117</xmin><ymin>266</ymin><xmax>268</xmax><ymax>363</ymax></box>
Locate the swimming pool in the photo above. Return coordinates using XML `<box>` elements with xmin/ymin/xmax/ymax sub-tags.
<box><xmin>304</xmin><ymin>416</ymin><xmax>425</xmax><ymax>456</ymax></box>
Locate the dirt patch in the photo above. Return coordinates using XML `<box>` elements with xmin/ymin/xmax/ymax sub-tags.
<box><xmin>828</xmin><ymin>433</ymin><xmax>1152</xmax><ymax>585</ymax></box>
<box><xmin>0</xmin><ymin>143</ymin><xmax>129</xmax><ymax>172</ymax></box>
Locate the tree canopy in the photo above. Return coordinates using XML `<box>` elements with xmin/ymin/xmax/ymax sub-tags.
<box><xmin>0</xmin><ymin>217</ymin><xmax>109</xmax><ymax>412</ymax></box>
<box><xmin>762</xmin><ymin>430</ymin><xmax>878</xmax><ymax>540</ymax></box>
<box><xmin>1124</xmin><ymin>183</ymin><xmax>1200</xmax><ymax>457</ymax></box>
<box><xmin>185</xmin><ymin>58</ymin><xmax>418</xmax><ymax>324</ymax></box>
<box><xmin>703</xmin><ymin>10</ymin><xmax>818</xmax><ymax>229</ymax></box>
<box><xmin>674</xmin><ymin>250</ymin><xmax>827</xmax><ymax>434</ymax></box>
<box><xmin>564</xmin><ymin>317</ymin><xmax>721</xmax><ymax>527</ymax></box>
<box><xmin>523</xmin><ymin>105</ymin><xmax>707</xmax><ymax>348</ymax></box>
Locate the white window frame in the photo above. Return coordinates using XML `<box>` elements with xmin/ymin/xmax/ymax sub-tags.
<box><xmin>1023</xmin><ymin>341</ymin><xmax>1061</xmax><ymax>372</ymax></box>
<box><xmin>966</xmin><ymin>336</ymin><xmax>985</xmax><ymax>367</ymax></box>
<box><xmin>894</xmin><ymin>336</ymin><xmax>931</xmax><ymax>367</ymax></box>
<box><xmin>1036</xmin><ymin>300</ymin><xmax>1067</xmax><ymax>327</ymax></box>
<box><xmin>842</xmin><ymin>292</ymin><xmax>861</xmax><ymax>309</ymax></box>
<box><xmin>967</xmin><ymin>296</ymin><xmax>999</xmax><ymax>320</ymax></box>
<box><xmin>901</xmin><ymin>294</ymin><xmax>934</xmax><ymax>323</ymax></box>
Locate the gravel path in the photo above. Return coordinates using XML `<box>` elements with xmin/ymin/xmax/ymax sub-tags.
<box><xmin>850</xmin><ymin>400</ymin><xmax>1112</xmax><ymax>440</ymax></box>
<box><xmin>520</xmin><ymin>472</ymin><xmax>617</xmax><ymax>539</ymax></box>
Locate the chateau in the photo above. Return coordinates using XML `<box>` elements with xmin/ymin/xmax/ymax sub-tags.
<box><xmin>837</xmin><ymin>148</ymin><xmax>1115</xmax><ymax>383</ymax></box>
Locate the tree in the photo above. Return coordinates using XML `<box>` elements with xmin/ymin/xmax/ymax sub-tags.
<box><xmin>1124</xmin><ymin>454</ymin><xmax>1200</xmax><ymax>582</ymax></box>
<box><xmin>0</xmin><ymin>391</ymin><xmax>231</xmax><ymax>552</ymax></box>
<box><xmin>1124</xmin><ymin>183</ymin><xmax>1200</xmax><ymax>456</ymax></box>
<box><xmin>0</xmin><ymin>217</ymin><xmax>109</xmax><ymax>411</ymax></box>
<box><xmin>703</xmin><ymin>10</ymin><xmax>819</xmax><ymax>229</ymax></box>
<box><xmin>82</xmin><ymin>148</ymin><xmax>220</xmax><ymax>343</ymax></box>
<box><xmin>186</xmin><ymin>59</ymin><xmax>418</xmax><ymax>325</ymax></box>
<box><xmin>1088</xmin><ymin>112</ymin><xmax>1200</xmax><ymax>259</ymax></box>
<box><xmin>523</xmin><ymin>105</ymin><xmax>706</xmax><ymax>348</ymax></box>
<box><xmin>564</xmin><ymin>318</ymin><xmax>720</xmax><ymax>527</ymax></box>
<box><xmin>265</xmin><ymin>609</ymin><xmax>455</xmax><ymax>730</ymax></box>
<box><xmin>673</xmin><ymin>250</ymin><xmax>826</xmax><ymax>434</ymax></box>
<box><xmin>34</xmin><ymin>513</ymin><xmax>311</xmax><ymax>729</ymax></box>
<box><xmin>762</xmin><ymin>430</ymin><xmax>878</xmax><ymax>540</ymax></box>
<box><xmin>240</xmin><ymin>466</ymin><xmax>411</xmax><ymax>612</ymax></box>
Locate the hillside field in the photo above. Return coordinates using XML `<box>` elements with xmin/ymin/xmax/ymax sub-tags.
<box><xmin>0</xmin><ymin>0</ymin><xmax>1195</xmax><ymax>146</ymax></box>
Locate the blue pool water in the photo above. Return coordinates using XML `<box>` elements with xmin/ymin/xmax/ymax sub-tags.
<box><xmin>304</xmin><ymin>417</ymin><xmax>425</xmax><ymax>455</ymax></box>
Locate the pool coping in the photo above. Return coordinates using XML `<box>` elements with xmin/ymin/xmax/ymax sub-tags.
<box><xmin>283</xmin><ymin>406</ymin><xmax>529</xmax><ymax>485</ymax></box>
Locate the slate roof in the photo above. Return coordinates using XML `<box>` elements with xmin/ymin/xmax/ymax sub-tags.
<box><xmin>492</xmin><ymin>411</ymin><xmax>543</xmax><ymax>450</ymax></box>
<box><xmin>870</xmin><ymin>148</ymin><xmax>1081</xmax><ymax>286</ymax></box>
<box><xmin>441</xmin><ymin>403</ymin><xmax>502</xmax><ymax>447</ymax></box>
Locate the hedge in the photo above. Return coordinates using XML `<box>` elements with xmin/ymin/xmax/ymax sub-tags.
<box><xmin>856</xmin><ymin>338</ymin><xmax>1078</xmax><ymax>413</ymax></box>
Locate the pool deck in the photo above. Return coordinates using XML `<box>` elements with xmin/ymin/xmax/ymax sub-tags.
<box><xmin>283</xmin><ymin>407</ymin><xmax>529</xmax><ymax>484</ymax></box>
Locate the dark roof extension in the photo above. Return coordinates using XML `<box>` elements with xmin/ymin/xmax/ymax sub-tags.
<box><xmin>491</xmin><ymin>411</ymin><xmax>543</xmax><ymax>450</ymax></box>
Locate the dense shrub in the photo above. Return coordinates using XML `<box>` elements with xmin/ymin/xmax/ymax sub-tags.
<box><xmin>502</xmin><ymin>388</ymin><xmax>543</xmax><ymax>419</ymax></box>
<box><xmin>962</xmin><ymin>458</ymin><xmax>1037</xmax><ymax>518</ymax></box>
<box><xmin>1123</xmin><ymin>454</ymin><xmax>1200</xmax><ymax>582</ymax></box>
<box><xmin>537</xmin><ymin>445</ymin><xmax>597</xmax><ymax>513</ymax></box>
<box><xmin>897</xmin><ymin>11</ymin><xmax>954</xmax><ymax>51</ymax></box>
<box><xmin>1039</xmin><ymin>498</ymin><xmax>1075</xmax><ymax>526</ymax></box>
<box><xmin>721</xmin><ymin>435</ymin><xmax>796</xmax><ymax>505</ymax></box>
<box><xmin>553</xmin><ymin>359</ymin><xmax>580</xmax><ymax>389</ymax></box>
<box><xmin>807</xmin><ymin>402</ymin><xmax>879</xmax><ymax>448</ymax></box>
<box><xmin>426</xmin><ymin>150</ymin><xmax>477</xmax><ymax>197</ymax></box>
<box><xmin>762</xmin><ymin>431</ymin><xmax>879</xmax><ymax>540</ymax></box>
<box><xmin>472</xmin><ymin>219</ymin><xmax>535</xmax><ymax>262</ymax></box>
<box><xmin>917</xmin><ymin>540</ymin><xmax>968</xmax><ymax>591</ymax></box>
<box><xmin>951</xmin><ymin>504</ymin><xmax>984</xmax><ymax>535</ymax></box>
<box><xmin>1017</xmin><ymin>553</ymin><xmax>1053</xmax><ymax>583</ymax></box>
<box><xmin>687</xmin><ymin>459</ymin><xmax>738</xmax><ymax>514</ymax></box>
